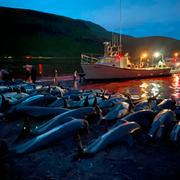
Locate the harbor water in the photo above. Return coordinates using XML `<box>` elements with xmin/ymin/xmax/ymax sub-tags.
<box><xmin>79</xmin><ymin>74</ymin><xmax>180</xmax><ymax>103</ymax></box>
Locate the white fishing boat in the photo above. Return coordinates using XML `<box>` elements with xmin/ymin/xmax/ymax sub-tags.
<box><xmin>81</xmin><ymin>61</ymin><xmax>171</xmax><ymax>80</ymax></box>
<box><xmin>81</xmin><ymin>51</ymin><xmax>171</xmax><ymax>80</ymax></box>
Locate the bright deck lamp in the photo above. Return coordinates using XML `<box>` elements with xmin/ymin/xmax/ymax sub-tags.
<box><xmin>141</xmin><ymin>53</ymin><xmax>148</xmax><ymax>58</ymax></box>
<box><xmin>154</xmin><ymin>52</ymin><xmax>161</xmax><ymax>58</ymax></box>
<box><xmin>174</xmin><ymin>53</ymin><xmax>179</xmax><ymax>57</ymax></box>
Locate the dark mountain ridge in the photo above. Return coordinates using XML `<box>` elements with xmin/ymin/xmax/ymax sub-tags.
<box><xmin>0</xmin><ymin>7</ymin><xmax>179</xmax><ymax>59</ymax></box>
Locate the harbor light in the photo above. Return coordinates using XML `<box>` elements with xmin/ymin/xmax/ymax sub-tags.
<box><xmin>141</xmin><ymin>53</ymin><xmax>148</xmax><ymax>59</ymax></box>
<box><xmin>174</xmin><ymin>52</ymin><xmax>179</xmax><ymax>57</ymax></box>
<box><xmin>117</xmin><ymin>52</ymin><xmax>123</xmax><ymax>59</ymax></box>
<box><xmin>153</xmin><ymin>52</ymin><xmax>161</xmax><ymax>58</ymax></box>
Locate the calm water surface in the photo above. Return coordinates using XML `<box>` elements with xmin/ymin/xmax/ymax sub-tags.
<box><xmin>79</xmin><ymin>74</ymin><xmax>180</xmax><ymax>104</ymax></box>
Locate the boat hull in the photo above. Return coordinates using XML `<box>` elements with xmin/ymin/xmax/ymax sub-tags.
<box><xmin>81</xmin><ymin>64</ymin><xmax>171</xmax><ymax>80</ymax></box>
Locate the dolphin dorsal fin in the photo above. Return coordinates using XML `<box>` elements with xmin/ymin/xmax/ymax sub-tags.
<box><xmin>93</xmin><ymin>96</ymin><xmax>97</xmax><ymax>107</ymax></box>
<box><xmin>83</xmin><ymin>96</ymin><xmax>89</xmax><ymax>107</ymax></box>
<box><xmin>63</xmin><ymin>98</ymin><xmax>68</xmax><ymax>108</ymax></box>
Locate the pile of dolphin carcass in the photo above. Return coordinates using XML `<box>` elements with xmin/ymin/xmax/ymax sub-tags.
<box><xmin>0</xmin><ymin>80</ymin><xmax>180</xmax><ymax>157</ymax></box>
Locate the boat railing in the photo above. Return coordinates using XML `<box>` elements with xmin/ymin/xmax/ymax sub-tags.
<box><xmin>81</xmin><ymin>54</ymin><xmax>100</xmax><ymax>64</ymax></box>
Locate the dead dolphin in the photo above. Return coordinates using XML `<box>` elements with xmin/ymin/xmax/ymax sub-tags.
<box><xmin>49</xmin><ymin>86</ymin><xmax>65</xmax><ymax>97</ymax></box>
<box><xmin>48</xmin><ymin>97</ymin><xmax>67</xmax><ymax>108</ymax></box>
<box><xmin>133</xmin><ymin>101</ymin><xmax>150</xmax><ymax>111</ymax></box>
<box><xmin>67</xmin><ymin>95</ymin><xmax>99</xmax><ymax>109</ymax></box>
<box><xmin>16</xmin><ymin>106</ymin><xmax>69</xmax><ymax>119</ymax></box>
<box><xmin>148</xmin><ymin>99</ymin><xmax>160</xmax><ymax>113</ymax></box>
<box><xmin>2</xmin><ymin>119</ymin><xmax>88</xmax><ymax>154</ymax></box>
<box><xmin>103</xmin><ymin>102</ymin><xmax>129</xmax><ymax>121</ymax></box>
<box><xmin>175</xmin><ymin>106</ymin><xmax>180</xmax><ymax>119</ymax></box>
<box><xmin>98</xmin><ymin>97</ymin><xmax>126</xmax><ymax>111</ymax></box>
<box><xmin>170</xmin><ymin>121</ymin><xmax>180</xmax><ymax>142</ymax></box>
<box><xmin>5</xmin><ymin>94</ymin><xmax>57</xmax><ymax>115</ymax></box>
<box><xmin>3</xmin><ymin>92</ymin><xmax>29</xmax><ymax>103</ymax></box>
<box><xmin>83</xmin><ymin>121</ymin><xmax>140</xmax><ymax>154</ymax></box>
<box><xmin>123</xmin><ymin>110</ymin><xmax>156</xmax><ymax>131</ymax></box>
<box><xmin>0</xmin><ymin>86</ymin><xmax>9</xmax><ymax>93</ymax></box>
<box><xmin>157</xmin><ymin>99</ymin><xmax>176</xmax><ymax>111</ymax></box>
<box><xmin>32</xmin><ymin>107</ymin><xmax>96</xmax><ymax>135</ymax></box>
<box><xmin>148</xmin><ymin>109</ymin><xmax>175</xmax><ymax>139</ymax></box>
<box><xmin>18</xmin><ymin>94</ymin><xmax>57</xmax><ymax>107</ymax></box>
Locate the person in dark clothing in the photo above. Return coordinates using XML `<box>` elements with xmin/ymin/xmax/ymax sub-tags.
<box><xmin>24</xmin><ymin>66</ymin><xmax>31</xmax><ymax>82</ymax></box>
<box><xmin>31</xmin><ymin>66</ymin><xmax>37</xmax><ymax>83</ymax></box>
<box><xmin>73</xmin><ymin>70</ymin><xmax>77</xmax><ymax>81</ymax></box>
<box><xmin>7</xmin><ymin>69</ymin><xmax>13</xmax><ymax>81</ymax></box>
<box><xmin>53</xmin><ymin>69</ymin><xmax>58</xmax><ymax>85</ymax></box>
<box><xmin>0</xmin><ymin>69</ymin><xmax>9</xmax><ymax>81</ymax></box>
<box><xmin>0</xmin><ymin>66</ymin><xmax>13</xmax><ymax>82</ymax></box>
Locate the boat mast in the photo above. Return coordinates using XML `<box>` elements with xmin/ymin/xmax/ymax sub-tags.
<box><xmin>104</xmin><ymin>0</ymin><xmax>122</xmax><ymax>57</ymax></box>
<box><xmin>119</xmin><ymin>0</ymin><xmax>122</xmax><ymax>53</ymax></box>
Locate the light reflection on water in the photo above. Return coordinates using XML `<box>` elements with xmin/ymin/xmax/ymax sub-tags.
<box><xmin>80</xmin><ymin>74</ymin><xmax>180</xmax><ymax>102</ymax></box>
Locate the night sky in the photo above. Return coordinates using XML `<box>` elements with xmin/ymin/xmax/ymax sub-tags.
<box><xmin>0</xmin><ymin>0</ymin><xmax>180</xmax><ymax>39</ymax></box>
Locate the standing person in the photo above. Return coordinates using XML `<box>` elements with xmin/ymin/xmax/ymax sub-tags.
<box><xmin>7</xmin><ymin>68</ymin><xmax>13</xmax><ymax>81</ymax></box>
<box><xmin>53</xmin><ymin>69</ymin><xmax>58</xmax><ymax>85</ymax></box>
<box><xmin>31</xmin><ymin>65</ymin><xmax>37</xmax><ymax>83</ymax></box>
<box><xmin>73</xmin><ymin>70</ymin><xmax>77</xmax><ymax>81</ymax></box>
<box><xmin>24</xmin><ymin>65</ymin><xmax>32</xmax><ymax>83</ymax></box>
<box><xmin>0</xmin><ymin>69</ymin><xmax>9</xmax><ymax>81</ymax></box>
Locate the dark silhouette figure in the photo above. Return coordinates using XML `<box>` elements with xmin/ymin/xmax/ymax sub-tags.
<box><xmin>0</xmin><ymin>66</ymin><xmax>13</xmax><ymax>82</ymax></box>
<box><xmin>73</xmin><ymin>70</ymin><xmax>77</xmax><ymax>81</ymax></box>
<box><xmin>53</xmin><ymin>69</ymin><xmax>58</xmax><ymax>85</ymax></box>
<box><xmin>0</xmin><ymin>69</ymin><xmax>11</xmax><ymax>81</ymax></box>
<box><xmin>31</xmin><ymin>66</ymin><xmax>37</xmax><ymax>83</ymax></box>
<box><xmin>24</xmin><ymin>65</ymin><xmax>32</xmax><ymax>82</ymax></box>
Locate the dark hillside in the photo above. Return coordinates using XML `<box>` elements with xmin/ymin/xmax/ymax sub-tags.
<box><xmin>0</xmin><ymin>7</ymin><xmax>180</xmax><ymax>59</ymax></box>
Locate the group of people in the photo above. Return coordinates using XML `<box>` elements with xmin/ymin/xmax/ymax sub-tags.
<box><xmin>0</xmin><ymin>65</ymin><xmax>83</xmax><ymax>85</ymax></box>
